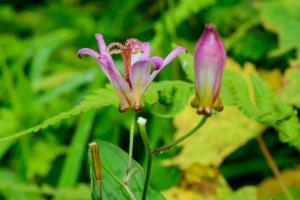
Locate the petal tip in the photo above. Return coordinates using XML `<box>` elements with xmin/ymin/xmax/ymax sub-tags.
<box><xmin>205</xmin><ymin>23</ymin><xmax>216</xmax><ymax>31</ymax></box>
<box><xmin>77</xmin><ymin>50</ymin><xmax>82</xmax><ymax>58</ymax></box>
<box><xmin>95</xmin><ymin>33</ymin><xmax>102</xmax><ymax>38</ymax></box>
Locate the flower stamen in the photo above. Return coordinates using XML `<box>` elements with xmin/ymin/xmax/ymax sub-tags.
<box><xmin>107</xmin><ymin>39</ymin><xmax>144</xmax><ymax>86</ymax></box>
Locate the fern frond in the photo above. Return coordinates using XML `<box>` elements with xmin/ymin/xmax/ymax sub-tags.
<box><xmin>0</xmin><ymin>89</ymin><xmax>118</xmax><ymax>142</ymax></box>
<box><xmin>222</xmin><ymin>69</ymin><xmax>256</xmax><ymax>117</ymax></box>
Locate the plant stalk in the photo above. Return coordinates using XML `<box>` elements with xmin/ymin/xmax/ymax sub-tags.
<box><xmin>125</xmin><ymin>113</ymin><xmax>136</xmax><ymax>185</ymax></box>
<box><xmin>256</xmin><ymin>135</ymin><xmax>293</xmax><ymax>200</ymax></box>
<box><xmin>137</xmin><ymin>117</ymin><xmax>152</xmax><ymax>200</ymax></box>
<box><xmin>152</xmin><ymin>116</ymin><xmax>208</xmax><ymax>154</ymax></box>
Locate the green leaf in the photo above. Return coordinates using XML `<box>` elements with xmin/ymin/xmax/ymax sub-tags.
<box><xmin>152</xmin><ymin>0</ymin><xmax>216</xmax><ymax>48</ymax></box>
<box><xmin>177</xmin><ymin>51</ymin><xmax>194</xmax><ymax>82</ymax></box>
<box><xmin>257</xmin><ymin>0</ymin><xmax>300</xmax><ymax>56</ymax></box>
<box><xmin>88</xmin><ymin>140</ymin><xmax>165</xmax><ymax>200</ymax></box>
<box><xmin>225</xmin><ymin>186</ymin><xmax>257</xmax><ymax>200</ymax></box>
<box><xmin>0</xmin><ymin>169</ymin><xmax>90</xmax><ymax>199</ymax></box>
<box><xmin>29</xmin><ymin>29</ymin><xmax>78</xmax><ymax>81</ymax></box>
<box><xmin>222</xmin><ymin>69</ymin><xmax>256</xmax><ymax>117</ymax></box>
<box><xmin>27</xmin><ymin>139</ymin><xmax>66</xmax><ymax>179</ymax></box>
<box><xmin>0</xmin><ymin>88</ymin><xmax>118</xmax><ymax>143</ymax></box>
<box><xmin>56</xmin><ymin>111</ymin><xmax>96</xmax><ymax>191</ymax></box>
<box><xmin>0</xmin><ymin>109</ymin><xmax>18</xmax><ymax>159</ymax></box>
<box><xmin>0</xmin><ymin>169</ymin><xmax>44</xmax><ymax>200</ymax></box>
<box><xmin>144</xmin><ymin>81</ymin><xmax>193</xmax><ymax>118</ymax></box>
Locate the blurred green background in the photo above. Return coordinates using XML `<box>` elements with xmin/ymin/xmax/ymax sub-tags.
<box><xmin>0</xmin><ymin>0</ymin><xmax>300</xmax><ymax>199</ymax></box>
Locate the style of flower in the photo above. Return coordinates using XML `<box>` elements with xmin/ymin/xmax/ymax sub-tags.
<box><xmin>192</xmin><ymin>24</ymin><xmax>226</xmax><ymax>116</ymax></box>
<box><xmin>78</xmin><ymin>34</ymin><xmax>186</xmax><ymax>112</ymax></box>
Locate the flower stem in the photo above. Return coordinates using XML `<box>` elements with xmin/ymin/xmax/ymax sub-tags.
<box><xmin>256</xmin><ymin>135</ymin><xmax>293</xmax><ymax>200</ymax></box>
<box><xmin>125</xmin><ymin>113</ymin><xmax>136</xmax><ymax>185</ymax></box>
<box><xmin>137</xmin><ymin>117</ymin><xmax>152</xmax><ymax>200</ymax></box>
<box><xmin>151</xmin><ymin>116</ymin><xmax>208</xmax><ymax>154</ymax></box>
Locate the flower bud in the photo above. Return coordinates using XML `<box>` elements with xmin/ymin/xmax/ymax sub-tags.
<box><xmin>192</xmin><ymin>24</ymin><xmax>226</xmax><ymax>116</ymax></box>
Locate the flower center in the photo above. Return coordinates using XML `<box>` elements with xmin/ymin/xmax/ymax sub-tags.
<box><xmin>106</xmin><ymin>38</ymin><xmax>144</xmax><ymax>87</ymax></box>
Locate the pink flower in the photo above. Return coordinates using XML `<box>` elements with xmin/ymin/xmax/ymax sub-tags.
<box><xmin>192</xmin><ymin>24</ymin><xmax>226</xmax><ymax>116</ymax></box>
<box><xmin>78</xmin><ymin>34</ymin><xmax>186</xmax><ymax>112</ymax></box>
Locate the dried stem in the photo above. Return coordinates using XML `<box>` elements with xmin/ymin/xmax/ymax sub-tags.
<box><xmin>256</xmin><ymin>135</ymin><xmax>293</xmax><ymax>200</ymax></box>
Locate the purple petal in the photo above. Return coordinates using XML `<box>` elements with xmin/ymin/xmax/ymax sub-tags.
<box><xmin>131</xmin><ymin>42</ymin><xmax>150</xmax><ymax>65</ymax></box>
<box><xmin>129</xmin><ymin>59</ymin><xmax>152</xmax><ymax>110</ymax></box>
<box><xmin>148</xmin><ymin>46</ymin><xmax>186</xmax><ymax>82</ymax></box>
<box><xmin>141</xmin><ymin>42</ymin><xmax>150</xmax><ymax>58</ymax></box>
<box><xmin>97</xmin><ymin>55</ymin><xmax>131</xmax><ymax>105</ymax></box>
<box><xmin>150</xmin><ymin>56</ymin><xmax>163</xmax><ymax>70</ymax></box>
<box><xmin>77</xmin><ymin>48</ymin><xmax>100</xmax><ymax>59</ymax></box>
<box><xmin>162</xmin><ymin>46</ymin><xmax>187</xmax><ymax>68</ymax></box>
<box><xmin>130</xmin><ymin>59</ymin><xmax>151</xmax><ymax>89</ymax></box>
<box><xmin>95</xmin><ymin>33</ymin><xmax>107</xmax><ymax>55</ymax></box>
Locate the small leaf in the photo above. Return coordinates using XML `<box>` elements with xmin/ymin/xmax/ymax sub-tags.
<box><xmin>144</xmin><ymin>81</ymin><xmax>193</xmax><ymax>118</ymax></box>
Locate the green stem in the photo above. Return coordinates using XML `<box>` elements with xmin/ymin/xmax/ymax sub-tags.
<box><xmin>256</xmin><ymin>135</ymin><xmax>293</xmax><ymax>200</ymax></box>
<box><xmin>152</xmin><ymin>116</ymin><xmax>208</xmax><ymax>154</ymax></box>
<box><xmin>125</xmin><ymin>113</ymin><xmax>136</xmax><ymax>185</ymax></box>
<box><xmin>137</xmin><ymin>117</ymin><xmax>152</xmax><ymax>200</ymax></box>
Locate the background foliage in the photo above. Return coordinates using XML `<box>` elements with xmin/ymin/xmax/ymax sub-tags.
<box><xmin>0</xmin><ymin>0</ymin><xmax>300</xmax><ymax>199</ymax></box>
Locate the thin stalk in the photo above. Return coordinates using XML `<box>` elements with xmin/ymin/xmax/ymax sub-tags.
<box><xmin>102</xmin><ymin>165</ymin><xmax>136</xmax><ymax>200</ymax></box>
<box><xmin>152</xmin><ymin>116</ymin><xmax>208</xmax><ymax>154</ymax></box>
<box><xmin>256</xmin><ymin>135</ymin><xmax>293</xmax><ymax>200</ymax></box>
<box><xmin>137</xmin><ymin>117</ymin><xmax>152</xmax><ymax>200</ymax></box>
<box><xmin>125</xmin><ymin>113</ymin><xmax>136</xmax><ymax>185</ymax></box>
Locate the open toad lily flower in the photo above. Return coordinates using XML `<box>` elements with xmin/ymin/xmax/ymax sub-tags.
<box><xmin>192</xmin><ymin>24</ymin><xmax>226</xmax><ymax>116</ymax></box>
<box><xmin>78</xmin><ymin>34</ymin><xmax>186</xmax><ymax>112</ymax></box>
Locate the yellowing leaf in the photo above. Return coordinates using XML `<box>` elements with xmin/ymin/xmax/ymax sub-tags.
<box><xmin>225</xmin><ymin>187</ymin><xmax>257</xmax><ymax>200</ymax></box>
<box><xmin>164</xmin><ymin>105</ymin><xmax>265</xmax><ymax>169</ymax></box>
<box><xmin>258</xmin><ymin>166</ymin><xmax>300</xmax><ymax>197</ymax></box>
<box><xmin>162</xmin><ymin>164</ymin><xmax>231</xmax><ymax>200</ymax></box>
<box><xmin>258</xmin><ymin>69</ymin><xmax>282</xmax><ymax>92</ymax></box>
<box><xmin>280</xmin><ymin>61</ymin><xmax>300</xmax><ymax>108</ymax></box>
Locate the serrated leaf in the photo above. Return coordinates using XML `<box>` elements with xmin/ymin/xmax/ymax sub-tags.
<box><xmin>0</xmin><ymin>88</ymin><xmax>118</xmax><ymax>143</ymax></box>
<box><xmin>144</xmin><ymin>81</ymin><xmax>193</xmax><ymax>118</ymax></box>
<box><xmin>88</xmin><ymin>140</ymin><xmax>165</xmax><ymax>200</ymax></box>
